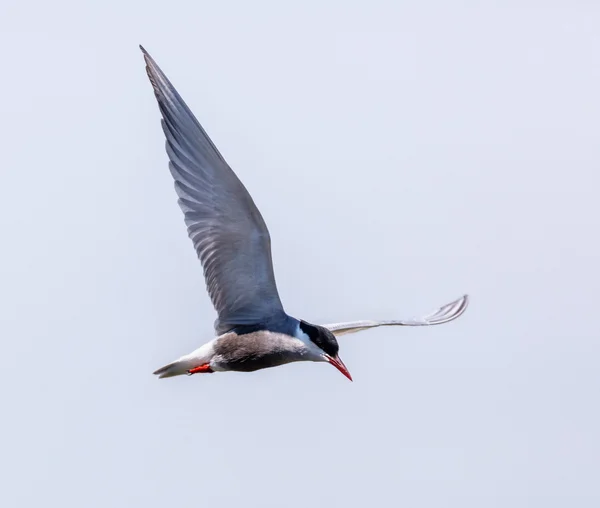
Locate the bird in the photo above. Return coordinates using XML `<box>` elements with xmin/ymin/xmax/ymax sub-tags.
<box><xmin>140</xmin><ymin>46</ymin><xmax>469</xmax><ymax>382</ymax></box>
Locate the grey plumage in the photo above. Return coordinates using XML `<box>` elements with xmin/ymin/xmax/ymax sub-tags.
<box><xmin>211</xmin><ymin>331</ymin><xmax>316</xmax><ymax>372</ymax></box>
<box><xmin>323</xmin><ymin>294</ymin><xmax>469</xmax><ymax>336</ymax></box>
<box><xmin>141</xmin><ymin>46</ymin><xmax>285</xmax><ymax>336</ymax></box>
<box><xmin>141</xmin><ymin>46</ymin><xmax>469</xmax><ymax>382</ymax></box>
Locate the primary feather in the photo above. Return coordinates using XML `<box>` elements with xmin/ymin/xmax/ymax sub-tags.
<box><xmin>322</xmin><ymin>294</ymin><xmax>469</xmax><ymax>336</ymax></box>
<box><xmin>141</xmin><ymin>46</ymin><xmax>285</xmax><ymax>335</ymax></box>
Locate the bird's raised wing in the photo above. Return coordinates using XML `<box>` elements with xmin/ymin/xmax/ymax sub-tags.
<box><xmin>322</xmin><ymin>295</ymin><xmax>469</xmax><ymax>336</ymax></box>
<box><xmin>141</xmin><ymin>46</ymin><xmax>285</xmax><ymax>335</ymax></box>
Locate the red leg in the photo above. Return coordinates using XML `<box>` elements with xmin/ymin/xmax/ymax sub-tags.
<box><xmin>187</xmin><ymin>363</ymin><xmax>214</xmax><ymax>375</ymax></box>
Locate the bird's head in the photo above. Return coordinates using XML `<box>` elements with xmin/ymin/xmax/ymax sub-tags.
<box><xmin>299</xmin><ymin>321</ymin><xmax>352</xmax><ymax>381</ymax></box>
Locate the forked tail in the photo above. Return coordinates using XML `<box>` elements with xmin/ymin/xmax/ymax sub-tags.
<box><xmin>153</xmin><ymin>341</ymin><xmax>217</xmax><ymax>379</ymax></box>
<box><xmin>153</xmin><ymin>360</ymin><xmax>192</xmax><ymax>379</ymax></box>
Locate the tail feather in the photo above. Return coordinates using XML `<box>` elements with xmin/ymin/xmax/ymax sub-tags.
<box><xmin>153</xmin><ymin>341</ymin><xmax>217</xmax><ymax>379</ymax></box>
<box><xmin>153</xmin><ymin>360</ymin><xmax>191</xmax><ymax>379</ymax></box>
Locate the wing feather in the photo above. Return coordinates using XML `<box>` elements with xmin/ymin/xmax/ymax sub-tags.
<box><xmin>141</xmin><ymin>46</ymin><xmax>285</xmax><ymax>334</ymax></box>
<box><xmin>323</xmin><ymin>295</ymin><xmax>469</xmax><ymax>336</ymax></box>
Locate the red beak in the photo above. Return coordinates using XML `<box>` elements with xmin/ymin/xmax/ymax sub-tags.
<box><xmin>325</xmin><ymin>354</ymin><xmax>353</xmax><ymax>381</ymax></box>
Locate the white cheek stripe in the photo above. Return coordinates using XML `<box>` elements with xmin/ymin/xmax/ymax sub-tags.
<box><xmin>294</xmin><ymin>325</ymin><xmax>311</xmax><ymax>343</ymax></box>
<box><xmin>293</xmin><ymin>324</ymin><xmax>326</xmax><ymax>359</ymax></box>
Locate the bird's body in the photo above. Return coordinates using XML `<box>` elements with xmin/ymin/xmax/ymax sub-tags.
<box><xmin>141</xmin><ymin>46</ymin><xmax>469</xmax><ymax>382</ymax></box>
<box><xmin>153</xmin><ymin>319</ymin><xmax>329</xmax><ymax>378</ymax></box>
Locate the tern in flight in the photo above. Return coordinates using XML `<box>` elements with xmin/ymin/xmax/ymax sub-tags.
<box><xmin>141</xmin><ymin>46</ymin><xmax>469</xmax><ymax>382</ymax></box>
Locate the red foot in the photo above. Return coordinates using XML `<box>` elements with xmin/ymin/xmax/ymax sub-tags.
<box><xmin>187</xmin><ymin>363</ymin><xmax>214</xmax><ymax>375</ymax></box>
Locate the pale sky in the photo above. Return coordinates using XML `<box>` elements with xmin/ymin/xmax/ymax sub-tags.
<box><xmin>2</xmin><ymin>2</ymin><xmax>599</xmax><ymax>507</ymax></box>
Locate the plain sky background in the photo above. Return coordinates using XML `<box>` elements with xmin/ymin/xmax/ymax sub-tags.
<box><xmin>1</xmin><ymin>1</ymin><xmax>599</xmax><ymax>507</ymax></box>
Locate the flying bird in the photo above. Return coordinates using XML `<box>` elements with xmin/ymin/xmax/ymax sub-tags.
<box><xmin>140</xmin><ymin>46</ymin><xmax>469</xmax><ymax>382</ymax></box>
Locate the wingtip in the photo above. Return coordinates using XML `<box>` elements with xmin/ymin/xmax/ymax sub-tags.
<box><xmin>139</xmin><ymin>45</ymin><xmax>152</xmax><ymax>64</ymax></box>
<box><xmin>139</xmin><ymin>45</ymin><xmax>161</xmax><ymax>91</ymax></box>
<box><xmin>422</xmin><ymin>293</ymin><xmax>470</xmax><ymax>325</ymax></box>
<box><xmin>451</xmin><ymin>293</ymin><xmax>470</xmax><ymax>315</ymax></box>
<box><xmin>450</xmin><ymin>293</ymin><xmax>470</xmax><ymax>320</ymax></box>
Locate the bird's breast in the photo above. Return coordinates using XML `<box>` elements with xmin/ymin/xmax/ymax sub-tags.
<box><xmin>211</xmin><ymin>330</ymin><xmax>310</xmax><ymax>372</ymax></box>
